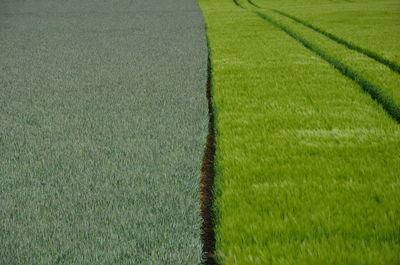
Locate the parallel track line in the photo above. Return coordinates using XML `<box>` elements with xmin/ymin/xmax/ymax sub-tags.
<box><xmin>272</xmin><ymin>9</ymin><xmax>400</xmax><ymax>74</ymax></box>
<box><xmin>256</xmin><ymin>11</ymin><xmax>400</xmax><ymax>123</ymax></box>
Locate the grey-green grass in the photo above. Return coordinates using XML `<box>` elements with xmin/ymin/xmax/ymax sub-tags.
<box><xmin>200</xmin><ymin>0</ymin><xmax>400</xmax><ymax>264</ymax></box>
<box><xmin>0</xmin><ymin>0</ymin><xmax>208</xmax><ymax>264</ymax></box>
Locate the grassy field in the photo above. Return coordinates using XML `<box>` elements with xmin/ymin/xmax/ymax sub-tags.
<box><xmin>253</xmin><ymin>0</ymin><xmax>400</xmax><ymax>118</ymax></box>
<box><xmin>200</xmin><ymin>0</ymin><xmax>400</xmax><ymax>264</ymax></box>
<box><xmin>0</xmin><ymin>0</ymin><xmax>208</xmax><ymax>264</ymax></box>
<box><xmin>2</xmin><ymin>0</ymin><xmax>400</xmax><ymax>264</ymax></box>
<box><xmin>257</xmin><ymin>0</ymin><xmax>400</xmax><ymax>64</ymax></box>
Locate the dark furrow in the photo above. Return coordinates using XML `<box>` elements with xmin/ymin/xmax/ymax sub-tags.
<box><xmin>233</xmin><ymin>0</ymin><xmax>244</xmax><ymax>9</ymax></box>
<box><xmin>272</xmin><ymin>9</ymin><xmax>400</xmax><ymax>74</ymax></box>
<box><xmin>256</xmin><ymin>11</ymin><xmax>400</xmax><ymax>123</ymax></box>
<box><xmin>200</xmin><ymin>39</ymin><xmax>216</xmax><ymax>265</ymax></box>
<box><xmin>247</xmin><ymin>0</ymin><xmax>261</xmax><ymax>8</ymax></box>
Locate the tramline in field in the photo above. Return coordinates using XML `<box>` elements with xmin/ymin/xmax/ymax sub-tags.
<box><xmin>200</xmin><ymin>0</ymin><xmax>400</xmax><ymax>264</ymax></box>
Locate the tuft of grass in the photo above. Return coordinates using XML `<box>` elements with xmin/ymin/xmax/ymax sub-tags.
<box><xmin>200</xmin><ymin>0</ymin><xmax>400</xmax><ymax>264</ymax></box>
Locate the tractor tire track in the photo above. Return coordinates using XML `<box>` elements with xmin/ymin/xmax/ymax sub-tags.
<box><xmin>233</xmin><ymin>0</ymin><xmax>244</xmax><ymax>9</ymax></box>
<box><xmin>272</xmin><ymin>9</ymin><xmax>400</xmax><ymax>74</ymax></box>
<box><xmin>256</xmin><ymin>11</ymin><xmax>400</xmax><ymax>123</ymax></box>
<box><xmin>231</xmin><ymin>1</ymin><xmax>400</xmax><ymax>122</ymax></box>
<box><xmin>247</xmin><ymin>0</ymin><xmax>261</xmax><ymax>8</ymax></box>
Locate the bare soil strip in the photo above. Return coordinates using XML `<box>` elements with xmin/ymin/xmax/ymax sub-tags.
<box><xmin>200</xmin><ymin>49</ymin><xmax>217</xmax><ymax>265</ymax></box>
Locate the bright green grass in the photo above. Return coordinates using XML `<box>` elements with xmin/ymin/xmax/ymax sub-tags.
<box><xmin>248</xmin><ymin>0</ymin><xmax>400</xmax><ymax>109</ymax></box>
<box><xmin>254</xmin><ymin>0</ymin><xmax>400</xmax><ymax>64</ymax></box>
<box><xmin>199</xmin><ymin>0</ymin><xmax>400</xmax><ymax>264</ymax></box>
<box><xmin>0</xmin><ymin>0</ymin><xmax>207</xmax><ymax>264</ymax></box>
<box><xmin>255</xmin><ymin>10</ymin><xmax>400</xmax><ymax>121</ymax></box>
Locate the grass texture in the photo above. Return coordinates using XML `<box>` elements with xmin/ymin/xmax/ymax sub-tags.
<box><xmin>258</xmin><ymin>9</ymin><xmax>400</xmax><ymax>117</ymax></box>
<box><xmin>271</xmin><ymin>9</ymin><xmax>400</xmax><ymax>75</ymax></box>
<box><xmin>255</xmin><ymin>11</ymin><xmax>400</xmax><ymax>123</ymax></box>
<box><xmin>255</xmin><ymin>0</ymin><xmax>400</xmax><ymax>64</ymax></box>
<box><xmin>199</xmin><ymin>0</ymin><xmax>400</xmax><ymax>264</ymax></box>
<box><xmin>0</xmin><ymin>0</ymin><xmax>208</xmax><ymax>264</ymax></box>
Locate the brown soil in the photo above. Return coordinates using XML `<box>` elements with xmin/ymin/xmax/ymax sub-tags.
<box><xmin>200</xmin><ymin>55</ymin><xmax>216</xmax><ymax>265</ymax></box>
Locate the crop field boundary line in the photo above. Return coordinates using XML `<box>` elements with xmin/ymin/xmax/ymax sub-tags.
<box><xmin>200</xmin><ymin>33</ymin><xmax>217</xmax><ymax>265</ymax></box>
<box><xmin>271</xmin><ymin>9</ymin><xmax>400</xmax><ymax>75</ymax></box>
<box><xmin>255</xmin><ymin>11</ymin><xmax>400</xmax><ymax>123</ymax></box>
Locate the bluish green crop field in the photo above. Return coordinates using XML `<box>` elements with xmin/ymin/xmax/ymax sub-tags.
<box><xmin>200</xmin><ymin>0</ymin><xmax>400</xmax><ymax>264</ymax></box>
<box><xmin>0</xmin><ymin>0</ymin><xmax>208</xmax><ymax>264</ymax></box>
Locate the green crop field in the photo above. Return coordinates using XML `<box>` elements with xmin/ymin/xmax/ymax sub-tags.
<box><xmin>200</xmin><ymin>0</ymin><xmax>400</xmax><ymax>264</ymax></box>
<box><xmin>0</xmin><ymin>0</ymin><xmax>208</xmax><ymax>264</ymax></box>
<box><xmin>1</xmin><ymin>0</ymin><xmax>399</xmax><ymax>264</ymax></box>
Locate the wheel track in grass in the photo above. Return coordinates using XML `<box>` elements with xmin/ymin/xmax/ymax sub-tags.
<box><xmin>209</xmin><ymin>1</ymin><xmax>399</xmax><ymax>262</ymax></box>
<box><xmin>243</xmin><ymin>0</ymin><xmax>334</xmax><ymax>129</ymax></box>
<box><xmin>203</xmin><ymin>1</ymin><xmax>400</xmax><ymax>263</ymax></box>
<box><xmin>247</xmin><ymin>0</ymin><xmax>400</xmax><ymax>75</ymax></box>
<box><xmin>200</xmin><ymin>39</ymin><xmax>216</xmax><ymax>265</ymax></box>
<box><xmin>247</xmin><ymin>0</ymin><xmax>261</xmax><ymax>8</ymax></box>
<box><xmin>233</xmin><ymin>0</ymin><xmax>244</xmax><ymax>9</ymax></box>
<box><xmin>271</xmin><ymin>9</ymin><xmax>400</xmax><ymax>75</ymax></box>
<box><xmin>229</xmin><ymin>0</ymin><xmax>400</xmax><ymax>123</ymax></box>
<box><xmin>255</xmin><ymin>11</ymin><xmax>400</xmax><ymax>123</ymax></box>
